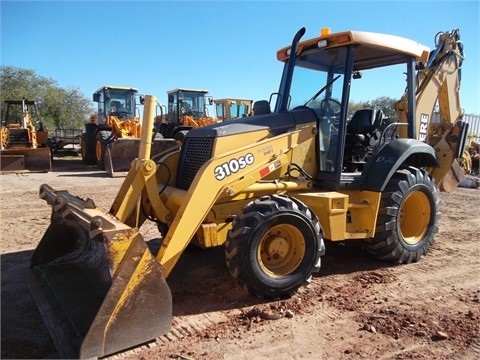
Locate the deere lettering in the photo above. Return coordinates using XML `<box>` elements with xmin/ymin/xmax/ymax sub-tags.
<box><xmin>419</xmin><ymin>113</ymin><xmax>429</xmax><ymax>142</ymax></box>
<box><xmin>214</xmin><ymin>153</ymin><xmax>255</xmax><ymax>180</ymax></box>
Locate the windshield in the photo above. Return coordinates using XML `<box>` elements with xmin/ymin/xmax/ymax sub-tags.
<box><xmin>99</xmin><ymin>89</ymin><xmax>136</xmax><ymax>120</ymax></box>
<box><xmin>288</xmin><ymin>46</ymin><xmax>347</xmax><ymax>111</ymax></box>
<box><xmin>169</xmin><ymin>91</ymin><xmax>207</xmax><ymax>121</ymax></box>
<box><xmin>286</xmin><ymin>46</ymin><xmax>348</xmax><ymax>172</ymax></box>
<box><xmin>216</xmin><ymin>102</ymin><xmax>250</xmax><ymax>120</ymax></box>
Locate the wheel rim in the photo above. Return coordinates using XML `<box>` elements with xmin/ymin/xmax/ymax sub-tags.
<box><xmin>460</xmin><ymin>150</ymin><xmax>472</xmax><ymax>174</ymax></box>
<box><xmin>257</xmin><ymin>224</ymin><xmax>306</xmax><ymax>277</ymax></box>
<box><xmin>81</xmin><ymin>139</ymin><xmax>86</xmax><ymax>159</ymax></box>
<box><xmin>400</xmin><ymin>191</ymin><xmax>431</xmax><ymax>245</ymax></box>
<box><xmin>95</xmin><ymin>139</ymin><xmax>102</xmax><ymax>161</ymax></box>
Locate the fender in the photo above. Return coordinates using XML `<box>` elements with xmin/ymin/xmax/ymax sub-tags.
<box><xmin>361</xmin><ymin>139</ymin><xmax>438</xmax><ymax>191</ymax></box>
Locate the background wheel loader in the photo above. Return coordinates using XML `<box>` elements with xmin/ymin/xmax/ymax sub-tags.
<box><xmin>80</xmin><ymin>85</ymin><xmax>177</xmax><ymax>176</ymax></box>
<box><xmin>28</xmin><ymin>27</ymin><xmax>467</xmax><ymax>358</ymax></box>
<box><xmin>157</xmin><ymin>90</ymin><xmax>253</xmax><ymax>143</ymax></box>
<box><xmin>0</xmin><ymin>98</ymin><xmax>51</xmax><ymax>172</ymax></box>
<box><xmin>156</xmin><ymin>88</ymin><xmax>219</xmax><ymax>139</ymax></box>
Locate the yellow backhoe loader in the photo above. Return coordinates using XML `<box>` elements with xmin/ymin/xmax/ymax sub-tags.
<box><xmin>0</xmin><ymin>99</ymin><xmax>51</xmax><ymax>172</ymax></box>
<box><xmin>28</xmin><ymin>27</ymin><xmax>467</xmax><ymax>358</ymax></box>
<box><xmin>80</xmin><ymin>85</ymin><xmax>177</xmax><ymax>176</ymax></box>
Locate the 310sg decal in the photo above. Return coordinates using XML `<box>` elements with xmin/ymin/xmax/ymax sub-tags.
<box><xmin>214</xmin><ymin>153</ymin><xmax>255</xmax><ymax>181</ymax></box>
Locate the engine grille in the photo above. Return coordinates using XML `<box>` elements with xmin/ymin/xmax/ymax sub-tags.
<box><xmin>8</xmin><ymin>129</ymin><xmax>30</xmax><ymax>147</ymax></box>
<box><xmin>176</xmin><ymin>137</ymin><xmax>214</xmax><ymax>190</ymax></box>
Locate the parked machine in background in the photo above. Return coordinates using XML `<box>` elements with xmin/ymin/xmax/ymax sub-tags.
<box><xmin>157</xmin><ymin>91</ymin><xmax>252</xmax><ymax>140</ymax></box>
<box><xmin>28</xmin><ymin>27</ymin><xmax>467</xmax><ymax>358</ymax></box>
<box><xmin>214</xmin><ymin>98</ymin><xmax>253</xmax><ymax>120</ymax></box>
<box><xmin>156</xmin><ymin>88</ymin><xmax>218</xmax><ymax>139</ymax></box>
<box><xmin>0</xmin><ymin>98</ymin><xmax>51</xmax><ymax>172</ymax></box>
<box><xmin>80</xmin><ymin>85</ymin><xmax>176</xmax><ymax>176</ymax></box>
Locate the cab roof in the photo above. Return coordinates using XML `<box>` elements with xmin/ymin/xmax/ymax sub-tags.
<box><xmin>214</xmin><ymin>99</ymin><xmax>252</xmax><ymax>104</ymax></box>
<box><xmin>277</xmin><ymin>30</ymin><xmax>430</xmax><ymax>71</ymax></box>
<box><xmin>95</xmin><ymin>86</ymin><xmax>139</xmax><ymax>93</ymax></box>
<box><xmin>167</xmin><ymin>88</ymin><xmax>209</xmax><ymax>95</ymax></box>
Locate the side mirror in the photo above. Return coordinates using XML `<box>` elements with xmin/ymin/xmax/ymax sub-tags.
<box><xmin>353</xmin><ymin>71</ymin><xmax>362</xmax><ymax>79</ymax></box>
<box><xmin>92</xmin><ymin>93</ymin><xmax>100</xmax><ymax>102</ymax></box>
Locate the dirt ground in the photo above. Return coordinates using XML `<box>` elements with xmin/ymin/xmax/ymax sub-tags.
<box><xmin>1</xmin><ymin>156</ymin><xmax>479</xmax><ymax>360</ymax></box>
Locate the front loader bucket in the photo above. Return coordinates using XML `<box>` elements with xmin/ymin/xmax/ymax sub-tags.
<box><xmin>27</xmin><ymin>184</ymin><xmax>172</xmax><ymax>359</ymax></box>
<box><xmin>1</xmin><ymin>147</ymin><xmax>51</xmax><ymax>172</ymax></box>
<box><xmin>105</xmin><ymin>138</ymin><xmax>178</xmax><ymax>177</ymax></box>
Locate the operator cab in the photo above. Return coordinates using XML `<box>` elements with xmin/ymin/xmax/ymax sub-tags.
<box><xmin>93</xmin><ymin>86</ymin><xmax>138</xmax><ymax>122</ymax></box>
<box><xmin>159</xmin><ymin>88</ymin><xmax>213</xmax><ymax>138</ymax></box>
<box><xmin>215</xmin><ymin>99</ymin><xmax>252</xmax><ymax>121</ymax></box>
<box><xmin>274</xmin><ymin>28</ymin><xmax>430</xmax><ymax>188</ymax></box>
<box><xmin>1</xmin><ymin>99</ymin><xmax>42</xmax><ymax>128</ymax></box>
<box><xmin>166</xmin><ymin>88</ymin><xmax>211</xmax><ymax>122</ymax></box>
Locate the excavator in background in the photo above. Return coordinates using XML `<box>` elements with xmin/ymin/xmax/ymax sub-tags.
<box><xmin>28</xmin><ymin>27</ymin><xmax>467</xmax><ymax>358</ymax></box>
<box><xmin>80</xmin><ymin>85</ymin><xmax>177</xmax><ymax>176</ymax></box>
<box><xmin>214</xmin><ymin>98</ymin><xmax>253</xmax><ymax>120</ymax></box>
<box><xmin>0</xmin><ymin>99</ymin><xmax>51</xmax><ymax>172</ymax></box>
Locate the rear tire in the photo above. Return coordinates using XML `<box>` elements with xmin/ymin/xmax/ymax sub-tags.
<box><xmin>225</xmin><ymin>194</ymin><xmax>325</xmax><ymax>299</ymax></box>
<box><xmin>363</xmin><ymin>166</ymin><xmax>440</xmax><ymax>263</ymax></box>
<box><xmin>95</xmin><ymin>130</ymin><xmax>113</xmax><ymax>170</ymax></box>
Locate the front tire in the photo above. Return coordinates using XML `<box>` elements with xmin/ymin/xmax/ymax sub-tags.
<box><xmin>81</xmin><ymin>124</ymin><xmax>97</xmax><ymax>165</ymax></box>
<box><xmin>225</xmin><ymin>194</ymin><xmax>325</xmax><ymax>299</ymax></box>
<box><xmin>95</xmin><ymin>130</ymin><xmax>113</xmax><ymax>170</ymax></box>
<box><xmin>363</xmin><ymin>166</ymin><xmax>440</xmax><ymax>263</ymax></box>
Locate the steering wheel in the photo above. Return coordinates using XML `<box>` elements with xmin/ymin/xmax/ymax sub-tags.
<box><xmin>320</xmin><ymin>98</ymin><xmax>341</xmax><ymax>116</ymax></box>
<box><xmin>191</xmin><ymin>110</ymin><xmax>203</xmax><ymax>119</ymax></box>
<box><xmin>320</xmin><ymin>99</ymin><xmax>341</xmax><ymax>130</ymax></box>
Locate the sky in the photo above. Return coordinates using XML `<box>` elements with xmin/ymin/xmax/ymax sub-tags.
<box><xmin>1</xmin><ymin>0</ymin><xmax>479</xmax><ymax>116</ymax></box>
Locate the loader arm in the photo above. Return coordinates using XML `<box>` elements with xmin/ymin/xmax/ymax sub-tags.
<box><xmin>108</xmin><ymin>115</ymin><xmax>142</xmax><ymax>138</ymax></box>
<box><xmin>395</xmin><ymin>29</ymin><xmax>467</xmax><ymax>191</ymax></box>
<box><xmin>109</xmin><ymin>157</ymin><xmax>174</xmax><ymax>224</ymax></box>
<box><xmin>109</xmin><ymin>98</ymin><xmax>177</xmax><ymax>225</ymax></box>
<box><xmin>109</xmin><ymin>102</ymin><xmax>315</xmax><ymax>276</ymax></box>
<box><xmin>157</xmin><ymin>125</ymin><xmax>315</xmax><ymax>277</ymax></box>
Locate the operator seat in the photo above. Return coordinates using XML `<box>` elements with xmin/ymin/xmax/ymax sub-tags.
<box><xmin>253</xmin><ymin>100</ymin><xmax>271</xmax><ymax>115</ymax></box>
<box><xmin>110</xmin><ymin>101</ymin><xmax>121</xmax><ymax>111</ymax></box>
<box><xmin>346</xmin><ymin>108</ymin><xmax>384</xmax><ymax>145</ymax></box>
<box><xmin>343</xmin><ymin>108</ymin><xmax>385</xmax><ymax>171</ymax></box>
